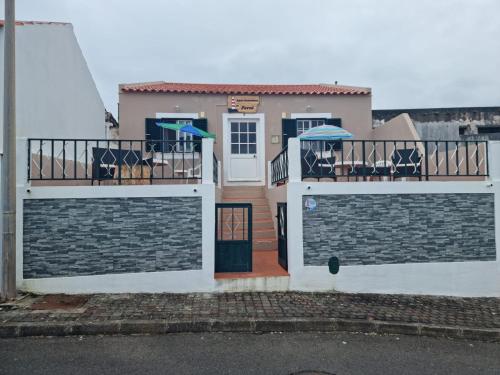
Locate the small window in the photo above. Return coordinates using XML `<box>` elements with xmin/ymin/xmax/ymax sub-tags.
<box><xmin>230</xmin><ymin>121</ymin><xmax>257</xmax><ymax>154</ymax></box>
<box><xmin>296</xmin><ymin>119</ymin><xmax>325</xmax><ymax>135</ymax></box>
<box><xmin>297</xmin><ymin>119</ymin><xmax>326</xmax><ymax>150</ymax></box>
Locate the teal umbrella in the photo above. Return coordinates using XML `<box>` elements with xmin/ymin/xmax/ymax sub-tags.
<box><xmin>156</xmin><ymin>122</ymin><xmax>216</xmax><ymax>139</ymax></box>
<box><xmin>298</xmin><ymin>125</ymin><xmax>353</xmax><ymax>140</ymax></box>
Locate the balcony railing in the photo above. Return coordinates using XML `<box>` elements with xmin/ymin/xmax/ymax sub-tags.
<box><xmin>270</xmin><ymin>139</ymin><xmax>489</xmax><ymax>184</ymax></box>
<box><xmin>271</xmin><ymin>146</ymin><xmax>288</xmax><ymax>185</ymax></box>
<box><xmin>213</xmin><ymin>152</ymin><xmax>219</xmax><ymax>184</ymax></box>
<box><xmin>299</xmin><ymin>140</ymin><xmax>488</xmax><ymax>181</ymax></box>
<box><xmin>28</xmin><ymin>139</ymin><xmax>203</xmax><ymax>184</ymax></box>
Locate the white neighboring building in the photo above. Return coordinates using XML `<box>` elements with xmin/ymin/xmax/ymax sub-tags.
<box><xmin>0</xmin><ymin>20</ymin><xmax>106</xmax><ymax>150</ymax></box>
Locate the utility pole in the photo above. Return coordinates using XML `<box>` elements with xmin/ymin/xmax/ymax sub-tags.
<box><xmin>1</xmin><ymin>0</ymin><xmax>16</xmax><ymax>300</ymax></box>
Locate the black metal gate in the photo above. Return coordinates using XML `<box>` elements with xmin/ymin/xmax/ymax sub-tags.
<box><xmin>277</xmin><ymin>202</ymin><xmax>288</xmax><ymax>270</ymax></box>
<box><xmin>215</xmin><ymin>203</ymin><xmax>252</xmax><ymax>272</ymax></box>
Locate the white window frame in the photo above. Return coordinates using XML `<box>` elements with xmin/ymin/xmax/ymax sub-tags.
<box><xmin>296</xmin><ymin>118</ymin><xmax>326</xmax><ymax>136</ymax></box>
<box><xmin>291</xmin><ymin>113</ymin><xmax>332</xmax><ymax>151</ymax></box>
<box><xmin>229</xmin><ymin>120</ymin><xmax>257</xmax><ymax>155</ymax></box>
<box><xmin>174</xmin><ymin>119</ymin><xmax>194</xmax><ymax>153</ymax></box>
<box><xmin>291</xmin><ymin>113</ymin><xmax>332</xmax><ymax>119</ymax></box>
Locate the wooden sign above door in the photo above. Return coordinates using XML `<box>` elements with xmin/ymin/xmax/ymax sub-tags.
<box><xmin>228</xmin><ymin>95</ymin><xmax>260</xmax><ymax>113</ymax></box>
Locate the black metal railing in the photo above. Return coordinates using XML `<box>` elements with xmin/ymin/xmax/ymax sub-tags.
<box><xmin>28</xmin><ymin>139</ymin><xmax>203</xmax><ymax>183</ymax></box>
<box><xmin>271</xmin><ymin>146</ymin><xmax>288</xmax><ymax>184</ymax></box>
<box><xmin>299</xmin><ymin>140</ymin><xmax>488</xmax><ymax>181</ymax></box>
<box><xmin>213</xmin><ymin>152</ymin><xmax>219</xmax><ymax>184</ymax></box>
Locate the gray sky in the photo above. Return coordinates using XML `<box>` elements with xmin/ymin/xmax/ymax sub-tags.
<box><xmin>3</xmin><ymin>0</ymin><xmax>500</xmax><ymax>115</ymax></box>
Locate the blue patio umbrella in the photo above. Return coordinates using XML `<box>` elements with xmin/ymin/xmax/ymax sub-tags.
<box><xmin>298</xmin><ymin>125</ymin><xmax>353</xmax><ymax>140</ymax></box>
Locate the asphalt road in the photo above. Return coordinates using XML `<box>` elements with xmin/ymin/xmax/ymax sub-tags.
<box><xmin>0</xmin><ymin>332</ymin><xmax>499</xmax><ymax>375</ymax></box>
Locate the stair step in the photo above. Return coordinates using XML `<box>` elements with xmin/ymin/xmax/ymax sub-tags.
<box><xmin>253</xmin><ymin>238</ymin><xmax>278</xmax><ymax>251</ymax></box>
<box><xmin>253</xmin><ymin>222</ymin><xmax>275</xmax><ymax>230</ymax></box>
<box><xmin>253</xmin><ymin>229</ymin><xmax>276</xmax><ymax>239</ymax></box>
<box><xmin>253</xmin><ymin>211</ymin><xmax>273</xmax><ymax>220</ymax></box>
<box><xmin>222</xmin><ymin>187</ymin><xmax>265</xmax><ymax>199</ymax></box>
<box><xmin>222</xmin><ymin>198</ymin><xmax>268</xmax><ymax>205</ymax></box>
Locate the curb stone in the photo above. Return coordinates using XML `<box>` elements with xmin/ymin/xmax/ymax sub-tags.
<box><xmin>0</xmin><ymin>319</ymin><xmax>498</xmax><ymax>342</ymax></box>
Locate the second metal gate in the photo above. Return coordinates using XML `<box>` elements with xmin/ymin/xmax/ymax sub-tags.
<box><xmin>277</xmin><ymin>202</ymin><xmax>288</xmax><ymax>270</ymax></box>
<box><xmin>215</xmin><ymin>203</ymin><xmax>252</xmax><ymax>272</ymax></box>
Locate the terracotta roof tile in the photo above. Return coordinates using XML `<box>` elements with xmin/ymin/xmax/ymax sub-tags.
<box><xmin>120</xmin><ymin>82</ymin><xmax>371</xmax><ymax>96</ymax></box>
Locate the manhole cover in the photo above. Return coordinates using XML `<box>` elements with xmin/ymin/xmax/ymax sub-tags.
<box><xmin>30</xmin><ymin>294</ymin><xmax>88</xmax><ymax>310</ymax></box>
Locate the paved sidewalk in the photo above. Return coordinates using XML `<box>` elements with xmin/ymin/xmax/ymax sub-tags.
<box><xmin>1</xmin><ymin>292</ymin><xmax>499</xmax><ymax>340</ymax></box>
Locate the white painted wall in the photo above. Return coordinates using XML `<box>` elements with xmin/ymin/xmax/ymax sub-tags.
<box><xmin>0</xmin><ymin>23</ymin><xmax>105</xmax><ymax>154</ymax></box>
<box><xmin>285</xmin><ymin>138</ymin><xmax>500</xmax><ymax>297</ymax></box>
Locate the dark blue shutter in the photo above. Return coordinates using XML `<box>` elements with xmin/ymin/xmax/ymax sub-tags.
<box><xmin>192</xmin><ymin>118</ymin><xmax>208</xmax><ymax>152</ymax></box>
<box><xmin>326</xmin><ymin>118</ymin><xmax>342</xmax><ymax>127</ymax></box>
<box><xmin>145</xmin><ymin>118</ymin><xmax>164</xmax><ymax>152</ymax></box>
<box><xmin>325</xmin><ymin>118</ymin><xmax>343</xmax><ymax>150</ymax></box>
<box><xmin>282</xmin><ymin>119</ymin><xmax>297</xmax><ymax>148</ymax></box>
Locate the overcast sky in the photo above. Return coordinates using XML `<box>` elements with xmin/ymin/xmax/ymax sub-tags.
<box><xmin>3</xmin><ymin>0</ymin><xmax>499</xmax><ymax>115</ymax></box>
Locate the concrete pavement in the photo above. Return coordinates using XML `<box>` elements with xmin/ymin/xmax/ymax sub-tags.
<box><xmin>1</xmin><ymin>292</ymin><xmax>499</xmax><ymax>340</ymax></box>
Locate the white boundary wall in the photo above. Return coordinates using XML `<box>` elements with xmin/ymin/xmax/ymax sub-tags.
<box><xmin>285</xmin><ymin>139</ymin><xmax>500</xmax><ymax>297</ymax></box>
<box><xmin>16</xmin><ymin>139</ymin><xmax>217</xmax><ymax>294</ymax></box>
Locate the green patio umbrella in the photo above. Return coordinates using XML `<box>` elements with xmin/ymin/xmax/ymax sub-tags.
<box><xmin>156</xmin><ymin>122</ymin><xmax>216</xmax><ymax>139</ymax></box>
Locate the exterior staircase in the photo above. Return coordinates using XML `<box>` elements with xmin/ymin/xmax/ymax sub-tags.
<box><xmin>221</xmin><ymin>186</ymin><xmax>277</xmax><ymax>252</ymax></box>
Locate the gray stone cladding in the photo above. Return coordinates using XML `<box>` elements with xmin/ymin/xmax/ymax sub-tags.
<box><xmin>303</xmin><ymin>193</ymin><xmax>496</xmax><ymax>266</ymax></box>
<box><xmin>23</xmin><ymin>197</ymin><xmax>202</xmax><ymax>279</ymax></box>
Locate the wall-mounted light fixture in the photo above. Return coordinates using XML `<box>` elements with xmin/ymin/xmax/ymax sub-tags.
<box><xmin>306</xmin><ymin>105</ymin><xmax>312</xmax><ymax>112</ymax></box>
<box><xmin>175</xmin><ymin>105</ymin><xmax>180</xmax><ymax>112</ymax></box>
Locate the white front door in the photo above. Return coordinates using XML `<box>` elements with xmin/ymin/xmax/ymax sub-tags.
<box><xmin>227</xmin><ymin>119</ymin><xmax>260</xmax><ymax>181</ymax></box>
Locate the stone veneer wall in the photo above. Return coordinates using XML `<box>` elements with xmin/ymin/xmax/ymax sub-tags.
<box><xmin>23</xmin><ymin>197</ymin><xmax>202</xmax><ymax>278</ymax></box>
<box><xmin>303</xmin><ymin>194</ymin><xmax>496</xmax><ymax>266</ymax></box>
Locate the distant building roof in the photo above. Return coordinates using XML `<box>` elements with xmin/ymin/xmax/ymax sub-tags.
<box><xmin>0</xmin><ymin>20</ymin><xmax>69</xmax><ymax>27</ymax></box>
<box><xmin>120</xmin><ymin>82</ymin><xmax>371</xmax><ymax>96</ymax></box>
<box><xmin>373</xmin><ymin>106</ymin><xmax>500</xmax><ymax>123</ymax></box>
<box><xmin>105</xmin><ymin>110</ymin><xmax>119</xmax><ymax>128</ymax></box>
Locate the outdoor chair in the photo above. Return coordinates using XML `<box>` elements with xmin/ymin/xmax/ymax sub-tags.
<box><xmin>391</xmin><ymin>148</ymin><xmax>422</xmax><ymax>180</ymax></box>
<box><xmin>301</xmin><ymin>149</ymin><xmax>336</xmax><ymax>180</ymax></box>
<box><xmin>372</xmin><ymin>160</ymin><xmax>392</xmax><ymax>180</ymax></box>
<box><xmin>91</xmin><ymin>147</ymin><xmax>147</xmax><ymax>184</ymax></box>
<box><xmin>347</xmin><ymin>163</ymin><xmax>371</xmax><ymax>180</ymax></box>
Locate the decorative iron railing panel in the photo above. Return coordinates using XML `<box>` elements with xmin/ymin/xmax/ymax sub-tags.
<box><xmin>28</xmin><ymin>139</ymin><xmax>202</xmax><ymax>183</ymax></box>
<box><xmin>299</xmin><ymin>140</ymin><xmax>488</xmax><ymax>181</ymax></box>
<box><xmin>270</xmin><ymin>146</ymin><xmax>288</xmax><ymax>184</ymax></box>
<box><xmin>213</xmin><ymin>152</ymin><xmax>218</xmax><ymax>184</ymax></box>
<box><xmin>215</xmin><ymin>203</ymin><xmax>252</xmax><ymax>272</ymax></box>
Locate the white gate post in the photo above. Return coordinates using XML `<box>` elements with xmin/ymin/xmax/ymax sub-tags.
<box><xmin>488</xmin><ymin>141</ymin><xmax>500</xmax><ymax>181</ymax></box>
<box><xmin>288</xmin><ymin>138</ymin><xmax>301</xmax><ymax>183</ymax></box>
<box><xmin>202</xmin><ymin>138</ymin><xmax>214</xmax><ymax>184</ymax></box>
<box><xmin>285</xmin><ymin>137</ymin><xmax>305</xmax><ymax>282</ymax></box>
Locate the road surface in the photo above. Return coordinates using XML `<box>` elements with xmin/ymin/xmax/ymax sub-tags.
<box><xmin>0</xmin><ymin>332</ymin><xmax>499</xmax><ymax>374</ymax></box>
